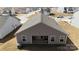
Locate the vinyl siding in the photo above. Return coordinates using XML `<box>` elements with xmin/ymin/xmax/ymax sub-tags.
<box><xmin>16</xmin><ymin>23</ymin><xmax>67</xmax><ymax>44</ymax></box>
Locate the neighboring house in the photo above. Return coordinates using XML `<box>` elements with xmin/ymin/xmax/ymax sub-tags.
<box><xmin>0</xmin><ymin>11</ymin><xmax>21</xmax><ymax>39</ymax></box>
<box><xmin>50</xmin><ymin>7</ymin><xmax>64</xmax><ymax>14</ymax></box>
<box><xmin>14</xmin><ymin>7</ymin><xmax>27</xmax><ymax>14</ymax></box>
<box><xmin>0</xmin><ymin>7</ymin><xmax>16</xmax><ymax>16</ymax></box>
<box><xmin>50</xmin><ymin>7</ymin><xmax>79</xmax><ymax>14</ymax></box>
<box><xmin>15</xmin><ymin>12</ymin><xmax>68</xmax><ymax>48</ymax></box>
<box><xmin>14</xmin><ymin>7</ymin><xmax>40</xmax><ymax>14</ymax></box>
<box><xmin>0</xmin><ymin>8</ymin><xmax>4</xmax><ymax>15</ymax></box>
<box><xmin>64</xmin><ymin>7</ymin><xmax>79</xmax><ymax>13</ymax></box>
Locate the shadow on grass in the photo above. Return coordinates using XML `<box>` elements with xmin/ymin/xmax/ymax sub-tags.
<box><xmin>20</xmin><ymin>37</ymin><xmax>78</xmax><ymax>51</ymax></box>
<box><xmin>0</xmin><ymin>26</ymin><xmax>21</xmax><ymax>43</ymax></box>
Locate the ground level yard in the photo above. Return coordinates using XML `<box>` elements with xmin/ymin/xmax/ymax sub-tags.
<box><xmin>0</xmin><ymin>21</ymin><xmax>79</xmax><ymax>51</ymax></box>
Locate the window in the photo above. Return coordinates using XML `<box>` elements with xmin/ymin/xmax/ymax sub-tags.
<box><xmin>59</xmin><ymin>35</ymin><xmax>65</xmax><ymax>42</ymax></box>
<box><xmin>41</xmin><ymin>36</ymin><xmax>48</xmax><ymax>40</ymax></box>
<box><xmin>32</xmin><ymin>36</ymin><xmax>48</xmax><ymax>40</ymax></box>
<box><xmin>60</xmin><ymin>39</ymin><xmax>64</xmax><ymax>42</ymax></box>
<box><xmin>23</xmin><ymin>38</ymin><xmax>26</xmax><ymax>41</ymax></box>
<box><xmin>50</xmin><ymin>35</ymin><xmax>55</xmax><ymax>42</ymax></box>
<box><xmin>32</xmin><ymin>36</ymin><xmax>37</xmax><ymax>40</ymax></box>
<box><xmin>22</xmin><ymin>35</ymin><xmax>26</xmax><ymax>41</ymax></box>
<box><xmin>23</xmin><ymin>36</ymin><xmax>25</xmax><ymax>38</ymax></box>
<box><xmin>51</xmin><ymin>37</ymin><xmax>54</xmax><ymax>41</ymax></box>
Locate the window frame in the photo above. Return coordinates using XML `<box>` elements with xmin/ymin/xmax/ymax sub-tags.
<box><xmin>23</xmin><ymin>38</ymin><xmax>26</xmax><ymax>41</ymax></box>
<box><xmin>59</xmin><ymin>35</ymin><xmax>65</xmax><ymax>42</ymax></box>
<box><xmin>60</xmin><ymin>39</ymin><xmax>64</xmax><ymax>42</ymax></box>
<box><xmin>51</xmin><ymin>37</ymin><xmax>54</xmax><ymax>41</ymax></box>
<box><xmin>50</xmin><ymin>35</ymin><xmax>55</xmax><ymax>42</ymax></box>
<box><xmin>21</xmin><ymin>35</ymin><xmax>27</xmax><ymax>42</ymax></box>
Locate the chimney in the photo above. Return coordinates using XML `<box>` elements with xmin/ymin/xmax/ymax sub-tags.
<box><xmin>41</xmin><ymin>8</ymin><xmax>44</xmax><ymax>14</ymax></box>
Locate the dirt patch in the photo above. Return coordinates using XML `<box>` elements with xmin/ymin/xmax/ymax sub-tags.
<box><xmin>59</xmin><ymin>21</ymin><xmax>79</xmax><ymax>50</ymax></box>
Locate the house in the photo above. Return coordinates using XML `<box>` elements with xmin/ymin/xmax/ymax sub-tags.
<box><xmin>50</xmin><ymin>7</ymin><xmax>64</xmax><ymax>14</ymax></box>
<box><xmin>64</xmin><ymin>7</ymin><xmax>79</xmax><ymax>13</ymax></box>
<box><xmin>14</xmin><ymin>7</ymin><xmax>40</xmax><ymax>14</ymax></box>
<box><xmin>0</xmin><ymin>11</ymin><xmax>21</xmax><ymax>39</ymax></box>
<box><xmin>15</xmin><ymin>12</ymin><xmax>68</xmax><ymax>48</ymax></box>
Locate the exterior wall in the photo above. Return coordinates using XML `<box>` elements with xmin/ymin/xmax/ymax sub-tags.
<box><xmin>0</xmin><ymin>17</ymin><xmax>21</xmax><ymax>39</ymax></box>
<box><xmin>16</xmin><ymin>23</ymin><xmax>67</xmax><ymax>44</ymax></box>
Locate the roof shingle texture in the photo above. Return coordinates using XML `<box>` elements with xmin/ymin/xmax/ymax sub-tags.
<box><xmin>16</xmin><ymin>13</ymin><xmax>67</xmax><ymax>35</ymax></box>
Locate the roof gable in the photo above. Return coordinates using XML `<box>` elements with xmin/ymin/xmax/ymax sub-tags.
<box><xmin>42</xmin><ymin>14</ymin><xmax>67</xmax><ymax>34</ymax></box>
<box><xmin>15</xmin><ymin>13</ymin><xmax>67</xmax><ymax>35</ymax></box>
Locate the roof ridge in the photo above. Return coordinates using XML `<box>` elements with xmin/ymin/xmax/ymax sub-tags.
<box><xmin>15</xmin><ymin>13</ymin><xmax>67</xmax><ymax>35</ymax></box>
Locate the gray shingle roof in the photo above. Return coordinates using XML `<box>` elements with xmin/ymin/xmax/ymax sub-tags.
<box><xmin>0</xmin><ymin>15</ymin><xmax>20</xmax><ymax>29</ymax></box>
<box><xmin>16</xmin><ymin>13</ymin><xmax>67</xmax><ymax>35</ymax></box>
<box><xmin>0</xmin><ymin>16</ymin><xmax>9</xmax><ymax>28</ymax></box>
